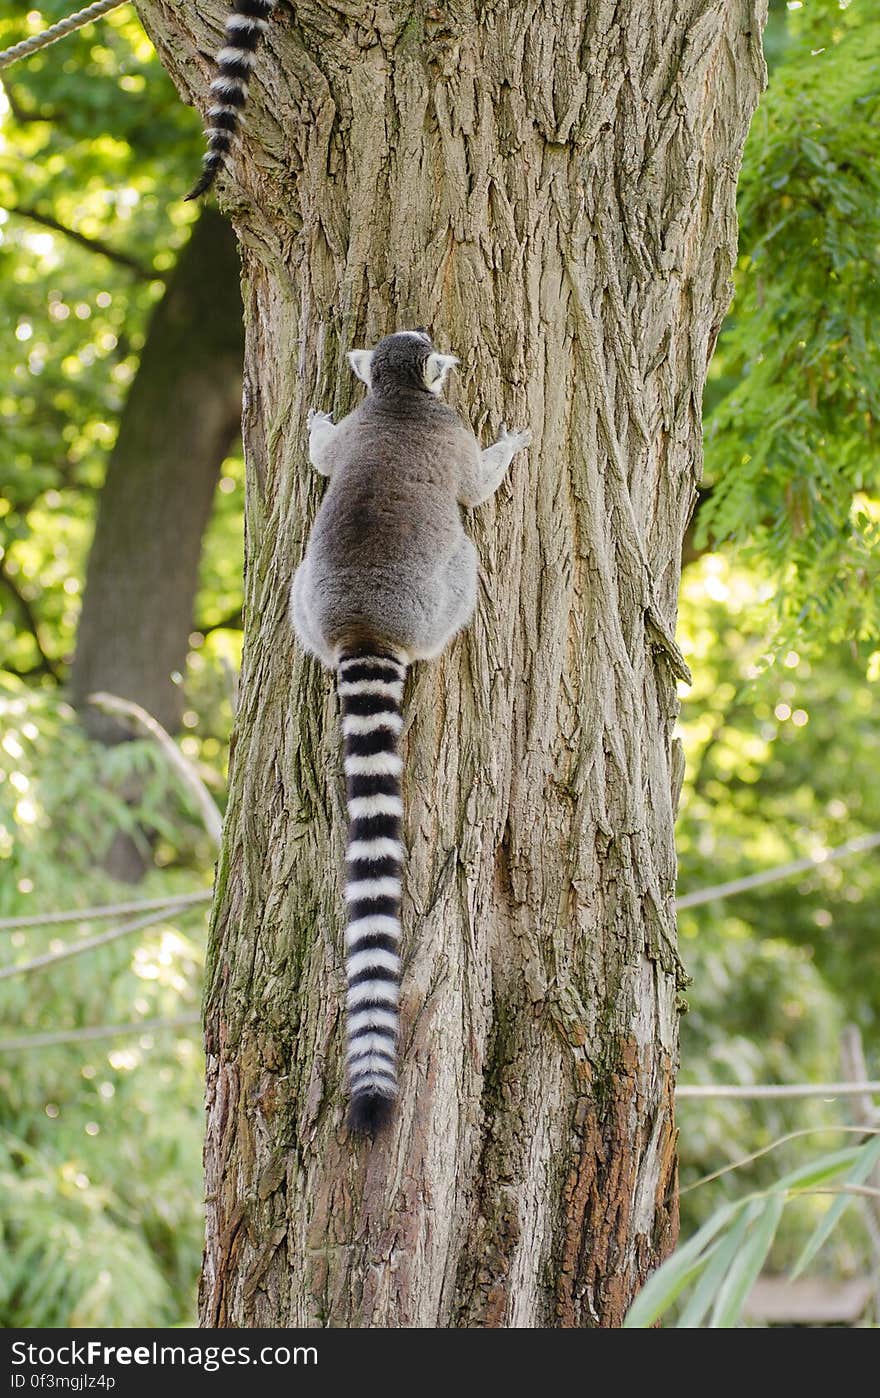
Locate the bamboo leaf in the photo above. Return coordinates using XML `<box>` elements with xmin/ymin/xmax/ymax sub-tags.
<box><xmin>710</xmin><ymin>1192</ymin><xmax>786</xmax><ymax>1328</ymax></box>
<box><xmin>677</xmin><ymin>1200</ymin><xmax>761</xmax><ymax>1328</ymax></box>
<box><xmin>623</xmin><ymin>1202</ymin><xmax>740</xmax><ymax>1328</ymax></box>
<box><xmin>791</xmin><ymin>1133</ymin><xmax>880</xmax><ymax>1280</ymax></box>
<box><xmin>772</xmin><ymin>1146</ymin><xmax>861</xmax><ymax>1194</ymax></box>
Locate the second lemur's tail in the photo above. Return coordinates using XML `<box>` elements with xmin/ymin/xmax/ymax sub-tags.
<box><xmin>336</xmin><ymin>647</ymin><xmax>408</xmax><ymax>1134</ymax></box>
<box><xmin>186</xmin><ymin>0</ymin><xmax>278</xmax><ymax>201</ymax></box>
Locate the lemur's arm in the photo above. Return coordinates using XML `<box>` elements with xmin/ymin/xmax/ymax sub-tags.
<box><xmin>458</xmin><ymin>425</ymin><xmax>531</xmax><ymax>507</ymax></box>
<box><xmin>307</xmin><ymin>409</ymin><xmax>338</xmax><ymax>476</ymax></box>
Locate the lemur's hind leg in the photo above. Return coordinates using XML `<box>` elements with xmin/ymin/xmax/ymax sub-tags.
<box><xmin>290</xmin><ymin>564</ymin><xmax>335</xmax><ymax>666</ymax></box>
<box><xmin>412</xmin><ymin>537</ymin><xmax>478</xmax><ymax>660</ymax></box>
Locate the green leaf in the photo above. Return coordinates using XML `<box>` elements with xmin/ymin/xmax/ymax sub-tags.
<box><xmin>709</xmin><ymin>1192</ymin><xmax>786</xmax><ymax>1328</ymax></box>
<box><xmin>623</xmin><ymin>1202</ymin><xmax>741</xmax><ymax>1328</ymax></box>
<box><xmin>677</xmin><ymin>1200</ymin><xmax>761</xmax><ymax>1328</ymax></box>
<box><xmin>791</xmin><ymin>1133</ymin><xmax>880</xmax><ymax>1279</ymax></box>
<box><xmin>772</xmin><ymin>1146</ymin><xmax>862</xmax><ymax>1194</ymax></box>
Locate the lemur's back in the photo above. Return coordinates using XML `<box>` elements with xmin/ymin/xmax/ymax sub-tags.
<box><xmin>308</xmin><ymin>395</ymin><xmax>471</xmax><ymax>575</ymax></box>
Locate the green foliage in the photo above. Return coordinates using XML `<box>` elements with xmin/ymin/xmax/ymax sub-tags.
<box><xmin>679</xmin><ymin>926</ymin><xmax>842</xmax><ymax>1166</ymax></box>
<box><xmin>0</xmin><ymin>681</ymin><xmax>217</xmax><ymax>907</ymax></box>
<box><xmin>703</xmin><ymin>0</ymin><xmax>880</xmax><ymax>645</ymax></box>
<box><xmin>674</xmin><ymin>557</ymin><xmax>879</xmax><ymax>1283</ymax></box>
<box><xmin>677</xmin><ymin>558</ymin><xmax>880</xmax><ymax>1024</ymax></box>
<box><xmin>0</xmin><ymin>893</ymin><xmax>205</xmax><ymax>1327</ymax></box>
<box><xmin>624</xmin><ymin>1133</ymin><xmax>880</xmax><ymax>1328</ymax></box>
<box><xmin>0</xmin><ymin>20</ymin><xmax>233</xmax><ymax>1325</ymax></box>
<box><xmin>0</xmin><ymin>5</ymin><xmax>200</xmax><ymax>217</ymax></box>
<box><xmin>0</xmin><ymin>691</ymin><xmax>208</xmax><ymax>1326</ymax></box>
<box><xmin>0</xmin><ymin>1018</ymin><xmax>205</xmax><ymax>1328</ymax></box>
<box><xmin>0</xmin><ymin>5</ymin><xmax>198</xmax><ymax>482</ymax></box>
<box><xmin>0</xmin><ymin>1138</ymin><xmax>174</xmax><ymax>1327</ymax></box>
<box><xmin>675</xmin><ymin>912</ymin><xmax>872</xmax><ymax>1277</ymax></box>
<box><xmin>0</xmin><ymin>7</ymin><xmax>243</xmax><ymax>757</ymax></box>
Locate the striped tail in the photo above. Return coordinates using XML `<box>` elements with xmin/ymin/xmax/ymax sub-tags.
<box><xmin>337</xmin><ymin>647</ymin><xmax>408</xmax><ymax>1135</ymax></box>
<box><xmin>186</xmin><ymin>0</ymin><xmax>277</xmax><ymax>201</ymax></box>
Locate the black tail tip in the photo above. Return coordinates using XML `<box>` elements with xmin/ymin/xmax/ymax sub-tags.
<box><xmin>185</xmin><ymin>162</ymin><xmax>222</xmax><ymax>202</ymax></box>
<box><xmin>347</xmin><ymin>1091</ymin><xmax>396</xmax><ymax>1136</ymax></box>
<box><xmin>185</xmin><ymin>179</ymin><xmax>212</xmax><ymax>202</ymax></box>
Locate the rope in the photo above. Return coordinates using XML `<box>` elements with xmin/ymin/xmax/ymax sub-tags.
<box><xmin>0</xmin><ymin>0</ymin><xmax>128</xmax><ymax>70</ymax></box>
<box><xmin>3</xmin><ymin>826</ymin><xmax>876</xmax><ymax>934</ymax></box>
<box><xmin>677</xmin><ymin>831</ymin><xmax>880</xmax><ymax>910</ymax></box>
<box><xmin>0</xmin><ymin>1012</ymin><xmax>200</xmax><ymax>1051</ymax></box>
<box><xmin>0</xmin><ymin>901</ymin><xmax>202</xmax><ymax>982</ymax></box>
<box><xmin>0</xmin><ymin>890</ymin><xmax>211</xmax><ymax>931</ymax></box>
<box><xmin>678</xmin><ymin>1081</ymin><xmax>880</xmax><ymax>1100</ymax></box>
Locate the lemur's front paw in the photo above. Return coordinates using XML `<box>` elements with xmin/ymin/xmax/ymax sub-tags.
<box><xmin>307</xmin><ymin>409</ymin><xmax>334</xmax><ymax>431</ymax></box>
<box><xmin>497</xmin><ymin>423</ymin><xmax>531</xmax><ymax>453</ymax></box>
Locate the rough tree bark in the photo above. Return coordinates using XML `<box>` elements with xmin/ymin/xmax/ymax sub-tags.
<box><xmin>71</xmin><ymin>209</ymin><xmax>244</xmax><ymax>743</ymax></box>
<box><xmin>136</xmin><ymin>0</ymin><xmax>766</xmax><ymax>1326</ymax></box>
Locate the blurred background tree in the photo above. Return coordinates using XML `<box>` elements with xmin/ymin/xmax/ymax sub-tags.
<box><xmin>0</xmin><ymin>0</ymin><xmax>877</xmax><ymax>1325</ymax></box>
<box><xmin>0</xmin><ymin>1</ymin><xmax>234</xmax><ymax>1324</ymax></box>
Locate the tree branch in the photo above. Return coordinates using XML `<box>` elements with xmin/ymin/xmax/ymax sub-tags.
<box><xmin>4</xmin><ymin>88</ymin><xmax>58</xmax><ymax>124</ymax></box>
<box><xmin>0</xmin><ymin>561</ymin><xmax>62</xmax><ymax>682</ymax></box>
<box><xmin>193</xmin><ymin>607</ymin><xmax>243</xmax><ymax>636</ymax></box>
<box><xmin>87</xmin><ymin>691</ymin><xmax>223</xmax><ymax>847</ymax></box>
<box><xmin>8</xmin><ymin>205</ymin><xmax>159</xmax><ymax>281</ymax></box>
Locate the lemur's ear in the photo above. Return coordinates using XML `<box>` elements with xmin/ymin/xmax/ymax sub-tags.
<box><xmin>424</xmin><ymin>352</ymin><xmax>458</xmax><ymax>395</ymax></box>
<box><xmin>347</xmin><ymin>349</ymin><xmax>373</xmax><ymax>387</ymax></box>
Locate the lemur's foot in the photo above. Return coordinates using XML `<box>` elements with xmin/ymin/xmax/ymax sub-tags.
<box><xmin>308</xmin><ymin>409</ymin><xmax>334</xmax><ymax>430</ymax></box>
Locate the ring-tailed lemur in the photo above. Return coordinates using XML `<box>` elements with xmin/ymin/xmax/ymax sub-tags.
<box><xmin>186</xmin><ymin>0</ymin><xmax>278</xmax><ymax>200</ymax></box>
<box><xmin>290</xmin><ymin>330</ymin><xmax>530</xmax><ymax>1134</ymax></box>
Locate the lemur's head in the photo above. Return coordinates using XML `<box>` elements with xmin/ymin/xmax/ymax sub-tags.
<box><xmin>348</xmin><ymin>330</ymin><xmax>458</xmax><ymax>398</ymax></box>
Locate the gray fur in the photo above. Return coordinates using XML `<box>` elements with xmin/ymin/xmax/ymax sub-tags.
<box><xmin>291</xmin><ymin>331</ymin><xmax>530</xmax><ymax>665</ymax></box>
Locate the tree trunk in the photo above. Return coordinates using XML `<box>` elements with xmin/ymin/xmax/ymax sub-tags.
<box><xmin>136</xmin><ymin>0</ymin><xmax>766</xmax><ymax>1326</ymax></box>
<box><xmin>70</xmin><ymin>209</ymin><xmax>243</xmax><ymax>880</ymax></box>
<box><xmin>70</xmin><ymin>209</ymin><xmax>243</xmax><ymax>743</ymax></box>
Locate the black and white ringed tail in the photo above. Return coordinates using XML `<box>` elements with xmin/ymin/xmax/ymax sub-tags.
<box><xmin>186</xmin><ymin>0</ymin><xmax>278</xmax><ymax>200</ymax></box>
<box><xmin>337</xmin><ymin>647</ymin><xmax>408</xmax><ymax>1134</ymax></box>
